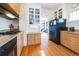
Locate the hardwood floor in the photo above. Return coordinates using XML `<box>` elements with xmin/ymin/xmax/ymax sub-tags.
<box><xmin>21</xmin><ymin>33</ymin><xmax>78</xmax><ymax>56</ymax></box>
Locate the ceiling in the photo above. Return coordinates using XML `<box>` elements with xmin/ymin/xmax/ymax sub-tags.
<box><xmin>39</xmin><ymin>3</ymin><xmax>64</xmax><ymax>10</ymax></box>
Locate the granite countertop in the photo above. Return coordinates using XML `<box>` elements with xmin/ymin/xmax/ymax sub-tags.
<box><xmin>0</xmin><ymin>32</ymin><xmax>21</xmax><ymax>47</ymax></box>
<box><xmin>61</xmin><ymin>31</ymin><xmax>79</xmax><ymax>35</ymax></box>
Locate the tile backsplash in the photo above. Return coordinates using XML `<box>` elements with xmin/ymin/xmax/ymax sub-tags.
<box><xmin>0</xmin><ymin>17</ymin><xmax>18</xmax><ymax>30</ymax></box>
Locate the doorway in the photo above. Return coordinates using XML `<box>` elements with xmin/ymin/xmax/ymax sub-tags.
<box><xmin>40</xmin><ymin>18</ymin><xmax>49</xmax><ymax>45</ymax></box>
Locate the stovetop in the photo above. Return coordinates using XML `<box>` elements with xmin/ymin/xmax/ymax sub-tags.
<box><xmin>0</xmin><ymin>29</ymin><xmax>19</xmax><ymax>35</ymax></box>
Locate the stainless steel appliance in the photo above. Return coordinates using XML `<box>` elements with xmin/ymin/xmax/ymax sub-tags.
<box><xmin>0</xmin><ymin>37</ymin><xmax>17</xmax><ymax>56</ymax></box>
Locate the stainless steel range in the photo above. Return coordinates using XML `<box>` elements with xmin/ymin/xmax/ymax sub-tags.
<box><xmin>0</xmin><ymin>29</ymin><xmax>19</xmax><ymax>35</ymax></box>
<box><xmin>0</xmin><ymin>37</ymin><xmax>17</xmax><ymax>56</ymax></box>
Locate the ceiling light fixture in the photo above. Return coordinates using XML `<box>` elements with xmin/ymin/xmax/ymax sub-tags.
<box><xmin>6</xmin><ymin>13</ymin><xmax>16</xmax><ymax>18</ymax></box>
<box><xmin>72</xmin><ymin>3</ymin><xmax>78</xmax><ymax>8</ymax></box>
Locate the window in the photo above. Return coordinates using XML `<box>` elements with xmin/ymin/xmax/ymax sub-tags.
<box><xmin>54</xmin><ymin>11</ymin><xmax>57</xmax><ymax>19</ymax></box>
<box><xmin>69</xmin><ymin>9</ymin><xmax>79</xmax><ymax>21</ymax></box>
<box><xmin>69</xmin><ymin>13</ymin><xmax>73</xmax><ymax>21</ymax></box>
<box><xmin>58</xmin><ymin>9</ymin><xmax>62</xmax><ymax>18</ymax></box>
<box><xmin>77</xmin><ymin>10</ymin><xmax>79</xmax><ymax>19</ymax></box>
<box><xmin>29</xmin><ymin>8</ymin><xmax>34</xmax><ymax>24</ymax></box>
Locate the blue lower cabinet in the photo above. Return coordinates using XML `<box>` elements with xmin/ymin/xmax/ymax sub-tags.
<box><xmin>49</xmin><ymin>18</ymin><xmax>66</xmax><ymax>44</ymax></box>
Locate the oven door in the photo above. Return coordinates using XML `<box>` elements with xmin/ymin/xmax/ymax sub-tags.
<box><xmin>8</xmin><ymin>45</ymin><xmax>17</xmax><ymax>56</ymax></box>
<box><xmin>0</xmin><ymin>37</ymin><xmax>17</xmax><ymax>56</ymax></box>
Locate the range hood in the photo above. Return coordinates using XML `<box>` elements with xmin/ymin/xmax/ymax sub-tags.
<box><xmin>0</xmin><ymin>6</ymin><xmax>17</xmax><ymax>19</ymax></box>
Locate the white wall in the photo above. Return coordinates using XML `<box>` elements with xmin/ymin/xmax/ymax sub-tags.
<box><xmin>0</xmin><ymin>17</ymin><xmax>18</xmax><ymax>30</ymax></box>
<box><xmin>66</xmin><ymin>20</ymin><xmax>79</xmax><ymax>29</ymax></box>
<box><xmin>42</xmin><ymin>9</ymin><xmax>54</xmax><ymax>20</ymax></box>
<box><xmin>19</xmin><ymin>3</ymin><xmax>28</xmax><ymax>46</ymax></box>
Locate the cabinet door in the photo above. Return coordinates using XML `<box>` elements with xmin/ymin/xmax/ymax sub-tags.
<box><xmin>0</xmin><ymin>3</ymin><xmax>20</xmax><ymax>16</ymax></box>
<box><xmin>27</xmin><ymin>33</ymin><xmax>41</xmax><ymax>45</ymax></box>
<box><xmin>60</xmin><ymin>32</ymin><xmax>67</xmax><ymax>46</ymax></box>
<box><xmin>70</xmin><ymin>34</ymin><xmax>79</xmax><ymax>53</ymax></box>
<box><xmin>60</xmin><ymin>32</ymin><xmax>72</xmax><ymax>48</ymax></box>
<box><xmin>35</xmin><ymin>33</ymin><xmax>41</xmax><ymax>44</ymax></box>
<box><xmin>35</xmin><ymin>9</ymin><xmax>40</xmax><ymax>24</ymax></box>
<box><xmin>29</xmin><ymin>8</ymin><xmax>34</xmax><ymax>24</ymax></box>
<box><xmin>27</xmin><ymin>34</ymin><xmax>34</xmax><ymax>41</ymax></box>
<box><xmin>65</xmin><ymin>34</ymin><xmax>72</xmax><ymax>48</ymax></box>
<box><xmin>61</xmin><ymin>32</ymin><xmax>79</xmax><ymax>54</ymax></box>
<box><xmin>27</xmin><ymin>34</ymin><xmax>35</xmax><ymax>45</ymax></box>
<box><xmin>28</xmin><ymin>40</ymin><xmax>35</xmax><ymax>45</ymax></box>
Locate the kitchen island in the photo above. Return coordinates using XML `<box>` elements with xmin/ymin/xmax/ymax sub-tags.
<box><xmin>60</xmin><ymin>31</ymin><xmax>79</xmax><ymax>54</ymax></box>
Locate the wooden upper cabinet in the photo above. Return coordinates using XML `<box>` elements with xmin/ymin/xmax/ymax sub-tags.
<box><xmin>7</xmin><ymin>3</ymin><xmax>20</xmax><ymax>16</ymax></box>
<box><xmin>0</xmin><ymin>3</ymin><xmax>20</xmax><ymax>16</ymax></box>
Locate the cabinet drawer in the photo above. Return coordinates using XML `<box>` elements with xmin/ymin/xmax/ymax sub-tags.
<box><xmin>35</xmin><ymin>40</ymin><xmax>41</xmax><ymax>43</ymax></box>
<box><xmin>27</xmin><ymin>34</ymin><xmax>34</xmax><ymax>40</ymax></box>
<box><xmin>28</xmin><ymin>40</ymin><xmax>35</xmax><ymax>45</ymax></box>
<box><xmin>27</xmin><ymin>33</ymin><xmax>41</xmax><ymax>45</ymax></box>
<box><xmin>68</xmin><ymin>33</ymin><xmax>79</xmax><ymax>38</ymax></box>
<box><xmin>35</xmin><ymin>33</ymin><xmax>41</xmax><ymax>40</ymax></box>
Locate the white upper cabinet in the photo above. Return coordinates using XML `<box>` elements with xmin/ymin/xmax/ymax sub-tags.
<box><xmin>28</xmin><ymin>4</ymin><xmax>41</xmax><ymax>25</ymax></box>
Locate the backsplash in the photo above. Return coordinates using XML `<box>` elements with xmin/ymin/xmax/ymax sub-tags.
<box><xmin>66</xmin><ymin>20</ymin><xmax>79</xmax><ymax>30</ymax></box>
<box><xmin>0</xmin><ymin>17</ymin><xmax>18</xmax><ymax>30</ymax></box>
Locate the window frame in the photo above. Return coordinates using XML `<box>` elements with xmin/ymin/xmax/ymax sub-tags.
<box><xmin>68</xmin><ymin>8</ymin><xmax>79</xmax><ymax>22</ymax></box>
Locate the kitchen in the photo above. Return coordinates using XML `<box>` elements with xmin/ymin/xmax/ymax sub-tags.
<box><xmin>0</xmin><ymin>3</ymin><xmax>23</xmax><ymax>56</ymax></box>
<box><xmin>0</xmin><ymin>3</ymin><xmax>79</xmax><ymax>56</ymax></box>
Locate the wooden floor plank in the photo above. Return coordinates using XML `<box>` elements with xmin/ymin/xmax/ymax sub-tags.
<box><xmin>21</xmin><ymin>33</ymin><xmax>78</xmax><ymax>56</ymax></box>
